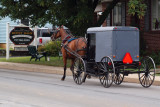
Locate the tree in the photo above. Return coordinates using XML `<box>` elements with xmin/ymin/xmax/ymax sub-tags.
<box><xmin>0</xmin><ymin>0</ymin><xmax>121</xmax><ymax>36</ymax></box>
<box><xmin>128</xmin><ymin>0</ymin><xmax>147</xmax><ymax>19</ymax></box>
<box><xmin>0</xmin><ymin>0</ymin><xmax>146</xmax><ymax>36</ymax></box>
<box><xmin>128</xmin><ymin>0</ymin><xmax>147</xmax><ymax>29</ymax></box>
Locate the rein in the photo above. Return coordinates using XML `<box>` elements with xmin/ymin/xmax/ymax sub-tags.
<box><xmin>62</xmin><ymin>34</ymin><xmax>72</xmax><ymax>44</ymax></box>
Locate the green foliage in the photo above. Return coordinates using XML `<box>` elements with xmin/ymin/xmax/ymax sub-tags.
<box><xmin>0</xmin><ymin>0</ymin><xmax>148</xmax><ymax>35</ymax></box>
<box><xmin>0</xmin><ymin>0</ymin><xmax>98</xmax><ymax>36</ymax></box>
<box><xmin>0</xmin><ymin>0</ymin><xmax>122</xmax><ymax>36</ymax></box>
<box><xmin>37</xmin><ymin>45</ymin><xmax>46</xmax><ymax>52</ymax></box>
<box><xmin>128</xmin><ymin>0</ymin><xmax>147</xmax><ymax>19</ymax></box>
<box><xmin>38</xmin><ymin>41</ymin><xmax>61</xmax><ymax>56</ymax></box>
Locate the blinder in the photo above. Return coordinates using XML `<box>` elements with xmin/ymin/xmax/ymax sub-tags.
<box><xmin>52</xmin><ymin>29</ymin><xmax>60</xmax><ymax>41</ymax></box>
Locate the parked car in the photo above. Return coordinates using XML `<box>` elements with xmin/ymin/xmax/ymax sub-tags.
<box><xmin>37</xmin><ymin>27</ymin><xmax>71</xmax><ymax>46</ymax></box>
<box><xmin>37</xmin><ymin>28</ymin><xmax>54</xmax><ymax>46</ymax></box>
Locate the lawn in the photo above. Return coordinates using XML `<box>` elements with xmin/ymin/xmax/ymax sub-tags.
<box><xmin>0</xmin><ymin>56</ymin><xmax>71</xmax><ymax>67</ymax></box>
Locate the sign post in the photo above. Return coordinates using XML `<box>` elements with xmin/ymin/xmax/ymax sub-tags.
<box><xmin>34</xmin><ymin>26</ymin><xmax>38</xmax><ymax>49</ymax></box>
<box><xmin>6</xmin><ymin>22</ymin><xmax>10</xmax><ymax>60</ymax></box>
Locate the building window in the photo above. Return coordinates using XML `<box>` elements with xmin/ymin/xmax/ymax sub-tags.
<box><xmin>152</xmin><ymin>0</ymin><xmax>160</xmax><ymax>30</ymax></box>
<box><xmin>107</xmin><ymin>2</ymin><xmax>125</xmax><ymax>26</ymax></box>
<box><xmin>113</xmin><ymin>3</ymin><xmax>122</xmax><ymax>26</ymax></box>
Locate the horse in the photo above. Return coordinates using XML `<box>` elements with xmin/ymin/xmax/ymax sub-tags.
<box><xmin>51</xmin><ymin>25</ymin><xmax>87</xmax><ymax>81</ymax></box>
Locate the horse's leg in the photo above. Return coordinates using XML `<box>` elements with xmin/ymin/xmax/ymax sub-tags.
<box><xmin>61</xmin><ymin>57</ymin><xmax>67</xmax><ymax>81</ymax></box>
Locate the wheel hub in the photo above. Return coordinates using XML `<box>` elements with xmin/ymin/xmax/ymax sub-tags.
<box><xmin>145</xmin><ymin>72</ymin><xmax>149</xmax><ymax>77</ymax></box>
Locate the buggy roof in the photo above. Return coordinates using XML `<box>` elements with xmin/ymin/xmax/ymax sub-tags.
<box><xmin>87</xmin><ymin>26</ymin><xmax>138</xmax><ymax>32</ymax></box>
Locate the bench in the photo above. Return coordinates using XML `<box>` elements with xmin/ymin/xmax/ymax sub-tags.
<box><xmin>27</xmin><ymin>45</ymin><xmax>47</xmax><ymax>61</ymax></box>
<box><xmin>59</xmin><ymin>51</ymin><xmax>62</xmax><ymax>59</ymax></box>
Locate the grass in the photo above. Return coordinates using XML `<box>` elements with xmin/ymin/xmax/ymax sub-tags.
<box><xmin>0</xmin><ymin>56</ymin><xmax>71</xmax><ymax>67</ymax></box>
<box><xmin>0</xmin><ymin>48</ymin><xmax>14</xmax><ymax>50</ymax></box>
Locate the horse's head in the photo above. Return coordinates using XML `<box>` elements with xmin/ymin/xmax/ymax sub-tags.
<box><xmin>51</xmin><ymin>25</ymin><xmax>70</xmax><ymax>41</ymax></box>
<box><xmin>51</xmin><ymin>27</ymin><xmax>60</xmax><ymax>41</ymax></box>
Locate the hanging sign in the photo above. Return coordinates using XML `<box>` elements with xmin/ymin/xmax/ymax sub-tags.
<box><xmin>10</xmin><ymin>27</ymin><xmax>34</xmax><ymax>45</ymax></box>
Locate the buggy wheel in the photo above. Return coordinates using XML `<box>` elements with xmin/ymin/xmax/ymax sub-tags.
<box><xmin>114</xmin><ymin>71</ymin><xmax>124</xmax><ymax>85</ymax></box>
<box><xmin>99</xmin><ymin>56</ymin><xmax>115</xmax><ymax>88</ymax></box>
<box><xmin>139</xmin><ymin>56</ymin><xmax>156</xmax><ymax>88</ymax></box>
<box><xmin>72</xmin><ymin>58</ymin><xmax>86</xmax><ymax>85</ymax></box>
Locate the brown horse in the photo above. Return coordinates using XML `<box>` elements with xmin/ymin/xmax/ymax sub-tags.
<box><xmin>51</xmin><ymin>25</ymin><xmax>87</xmax><ymax>81</ymax></box>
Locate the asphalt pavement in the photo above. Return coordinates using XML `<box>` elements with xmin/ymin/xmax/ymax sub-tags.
<box><xmin>0</xmin><ymin>62</ymin><xmax>160</xmax><ymax>86</ymax></box>
<box><xmin>0</xmin><ymin>68</ymin><xmax>160</xmax><ymax>107</ymax></box>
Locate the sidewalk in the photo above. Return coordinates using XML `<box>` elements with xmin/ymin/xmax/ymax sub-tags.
<box><xmin>0</xmin><ymin>62</ymin><xmax>160</xmax><ymax>86</ymax></box>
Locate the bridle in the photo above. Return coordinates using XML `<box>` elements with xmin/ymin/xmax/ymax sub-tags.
<box><xmin>52</xmin><ymin>29</ymin><xmax>60</xmax><ymax>41</ymax></box>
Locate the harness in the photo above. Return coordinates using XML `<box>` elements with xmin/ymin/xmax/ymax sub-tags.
<box><xmin>53</xmin><ymin>29</ymin><xmax>86</xmax><ymax>58</ymax></box>
<box><xmin>62</xmin><ymin>35</ymin><xmax>72</xmax><ymax>44</ymax></box>
<box><xmin>61</xmin><ymin>35</ymin><xmax>87</xmax><ymax>58</ymax></box>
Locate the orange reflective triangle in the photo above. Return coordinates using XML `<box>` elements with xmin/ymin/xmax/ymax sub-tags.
<box><xmin>123</xmin><ymin>52</ymin><xmax>133</xmax><ymax>64</ymax></box>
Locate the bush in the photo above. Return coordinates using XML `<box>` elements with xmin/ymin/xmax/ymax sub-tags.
<box><xmin>38</xmin><ymin>41</ymin><xmax>61</xmax><ymax>56</ymax></box>
<box><xmin>37</xmin><ymin>45</ymin><xmax>46</xmax><ymax>52</ymax></box>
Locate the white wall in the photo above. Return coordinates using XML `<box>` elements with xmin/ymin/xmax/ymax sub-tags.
<box><xmin>0</xmin><ymin>17</ymin><xmax>18</xmax><ymax>43</ymax></box>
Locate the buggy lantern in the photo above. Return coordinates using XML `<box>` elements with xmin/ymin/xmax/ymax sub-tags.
<box><xmin>123</xmin><ymin>52</ymin><xmax>133</xmax><ymax>64</ymax></box>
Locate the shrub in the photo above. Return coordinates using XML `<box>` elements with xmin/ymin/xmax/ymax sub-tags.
<box><xmin>37</xmin><ymin>45</ymin><xmax>46</xmax><ymax>52</ymax></box>
<box><xmin>38</xmin><ymin>41</ymin><xmax>61</xmax><ymax>56</ymax></box>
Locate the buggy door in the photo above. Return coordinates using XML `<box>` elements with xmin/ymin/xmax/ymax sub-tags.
<box><xmin>114</xmin><ymin>31</ymin><xmax>139</xmax><ymax>61</ymax></box>
<box><xmin>87</xmin><ymin>33</ymin><xmax>96</xmax><ymax>62</ymax></box>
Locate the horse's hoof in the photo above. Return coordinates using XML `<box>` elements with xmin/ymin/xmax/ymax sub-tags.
<box><xmin>82</xmin><ymin>79</ymin><xmax>86</xmax><ymax>83</ymax></box>
<box><xmin>87</xmin><ymin>75</ymin><xmax>91</xmax><ymax>79</ymax></box>
<box><xmin>61</xmin><ymin>77</ymin><xmax>65</xmax><ymax>81</ymax></box>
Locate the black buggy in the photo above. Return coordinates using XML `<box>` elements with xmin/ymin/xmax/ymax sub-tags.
<box><xmin>72</xmin><ymin>27</ymin><xmax>156</xmax><ymax>88</ymax></box>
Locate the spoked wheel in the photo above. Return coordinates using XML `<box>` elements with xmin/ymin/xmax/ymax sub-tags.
<box><xmin>139</xmin><ymin>56</ymin><xmax>156</xmax><ymax>88</ymax></box>
<box><xmin>114</xmin><ymin>70</ymin><xmax>124</xmax><ymax>85</ymax></box>
<box><xmin>99</xmin><ymin>56</ymin><xmax>115</xmax><ymax>88</ymax></box>
<box><xmin>72</xmin><ymin>58</ymin><xmax>86</xmax><ymax>85</ymax></box>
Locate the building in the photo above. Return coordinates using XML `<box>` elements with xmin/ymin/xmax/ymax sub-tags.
<box><xmin>0</xmin><ymin>17</ymin><xmax>18</xmax><ymax>48</ymax></box>
<box><xmin>95</xmin><ymin>0</ymin><xmax>160</xmax><ymax>52</ymax></box>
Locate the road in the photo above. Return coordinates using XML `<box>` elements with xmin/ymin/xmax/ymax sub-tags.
<box><xmin>0</xmin><ymin>68</ymin><xmax>160</xmax><ymax>107</ymax></box>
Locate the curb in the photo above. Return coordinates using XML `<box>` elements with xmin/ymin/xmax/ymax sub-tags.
<box><xmin>0</xmin><ymin>62</ymin><xmax>160</xmax><ymax>86</ymax></box>
<box><xmin>0</xmin><ymin>62</ymin><xmax>72</xmax><ymax>75</ymax></box>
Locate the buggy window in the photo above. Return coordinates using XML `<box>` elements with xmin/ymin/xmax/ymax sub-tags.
<box><xmin>87</xmin><ymin>33</ymin><xmax>96</xmax><ymax>62</ymax></box>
